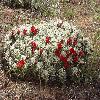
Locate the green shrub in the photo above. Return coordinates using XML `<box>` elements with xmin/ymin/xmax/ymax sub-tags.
<box><xmin>3</xmin><ymin>0</ymin><xmax>59</xmax><ymax>17</ymax></box>
<box><xmin>31</xmin><ymin>0</ymin><xmax>59</xmax><ymax>17</ymax></box>
<box><xmin>3</xmin><ymin>0</ymin><xmax>23</xmax><ymax>8</ymax></box>
<box><xmin>3</xmin><ymin>19</ymin><xmax>92</xmax><ymax>84</ymax></box>
<box><xmin>63</xmin><ymin>9</ymin><xmax>75</xmax><ymax>20</ymax></box>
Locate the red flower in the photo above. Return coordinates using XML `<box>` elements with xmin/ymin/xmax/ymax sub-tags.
<box><xmin>73</xmin><ymin>56</ymin><xmax>78</xmax><ymax>62</ymax></box>
<box><xmin>70</xmin><ymin>48</ymin><xmax>77</xmax><ymax>55</ymax></box>
<box><xmin>57</xmin><ymin>42</ymin><xmax>62</xmax><ymax>50</ymax></box>
<box><xmin>23</xmin><ymin>29</ymin><xmax>27</xmax><ymax>35</ymax></box>
<box><xmin>16</xmin><ymin>59</ymin><xmax>25</xmax><ymax>68</ymax></box>
<box><xmin>79</xmin><ymin>50</ymin><xmax>85</xmax><ymax>57</ymax></box>
<box><xmin>59</xmin><ymin>54</ymin><xmax>67</xmax><ymax>63</ymax></box>
<box><xmin>31</xmin><ymin>26</ymin><xmax>37</xmax><ymax>35</ymax></box>
<box><xmin>54</xmin><ymin>49</ymin><xmax>61</xmax><ymax>57</ymax></box>
<box><xmin>64</xmin><ymin>61</ymin><xmax>70</xmax><ymax>69</ymax></box>
<box><xmin>46</xmin><ymin>36</ymin><xmax>50</xmax><ymax>44</ymax></box>
<box><xmin>67</xmin><ymin>37</ymin><xmax>72</xmax><ymax>45</ymax></box>
<box><xmin>31</xmin><ymin>41</ymin><xmax>37</xmax><ymax>49</ymax></box>
<box><xmin>73</xmin><ymin>39</ymin><xmax>77</xmax><ymax>46</ymax></box>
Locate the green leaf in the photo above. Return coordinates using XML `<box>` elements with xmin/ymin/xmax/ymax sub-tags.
<box><xmin>16</xmin><ymin>54</ymin><xmax>21</xmax><ymax>60</ymax></box>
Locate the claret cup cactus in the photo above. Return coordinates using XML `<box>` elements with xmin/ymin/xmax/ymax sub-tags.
<box><xmin>4</xmin><ymin>19</ymin><xmax>91</xmax><ymax>84</ymax></box>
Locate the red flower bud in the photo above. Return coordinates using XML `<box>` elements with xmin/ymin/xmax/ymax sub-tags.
<box><xmin>57</xmin><ymin>42</ymin><xmax>62</xmax><ymax>50</ymax></box>
<box><xmin>70</xmin><ymin>48</ymin><xmax>77</xmax><ymax>55</ymax></box>
<box><xmin>79</xmin><ymin>50</ymin><xmax>85</xmax><ymax>57</ymax></box>
<box><xmin>59</xmin><ymin>54</ymin><xmax>67</xmax><ymax>63</ymax></box>
<box><xmin>46</xmin><ymin>36</ymin><xmax>50</xmax><ymax>44</ymax></box>
<box><xmin>31</xmin><ymin>26</ymin><xmax>37</xmax><ymax>35</ymax></box>
<box><xmin>73</xmin><ymin>39</ymin><xmax>77</xmax><ymax>46</ymax></box>
<box><xmin>31</xmin><ymin>41</ymin><xmax>37</xmax><ymax>49</ymax></box>
<box><xmin>16</xmin><ymin>59</ymin><xmax>25</xmax><ymax>68</ymax></box>
<box><xmin>23</xmin><ymin>29</ymin><xmax>27</xmax><ymax>35</ymax></box>
<box><xmin>39</xmin><ymin>48</ymin><xmax>43</xmax><ymax>55</ymax></box>
<box><xmin>67</xmin><ymin>37</ymin><xmax>72</xmax><ymax>45</ymax></box>
<box><xmin>54</xmin><ymin>49</ymin><xmax>61</xmax><ymax>57</ymax></box>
